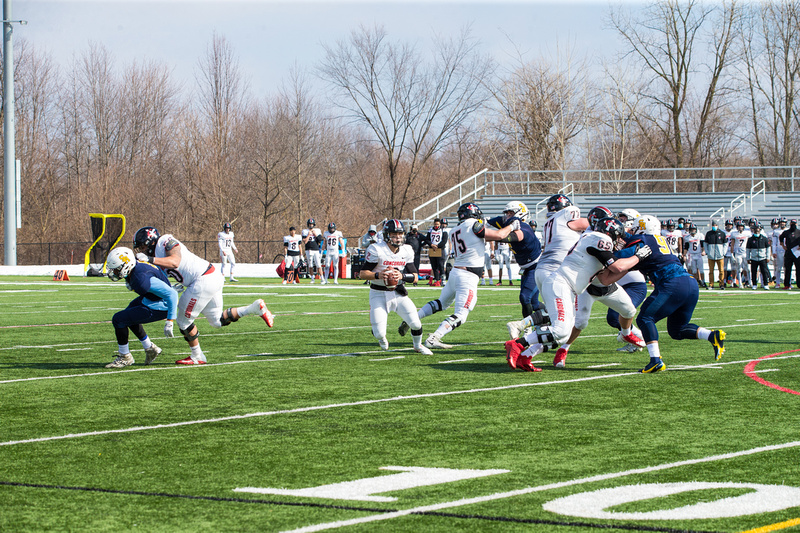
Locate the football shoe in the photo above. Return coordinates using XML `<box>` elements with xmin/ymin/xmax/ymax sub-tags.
<box><xmin>144</xmin><ymin>343</ymin><xmax>162</xmax><ymax>365</ymax></box>
<box><xmin>176</xmin><ymin>356</ymin><xmax>206</xmax><ymax>365</ymax></box>
<box><xmin>506</xmin><ymin>319</ymin><xmax>528</xmax><ymax>340</ymax></box>
<box><xmin>640</xmin><ymin>358</ymin><xmax>666</xmax><ymax>373</ymax></box>
<box><xmin>105</xmin><ymin>353</ymin><xmax>134</xmax><ymax>368</ymax></box>
<box><xmin>618</xmin><ymin>331</ymin><xmax>646</xmax><ymax>348</ymax></box>
<box><xmin>505</xmin><ymin>339</ymin><xmax>522</xmax><ymax>370</ymax></box>
<box><xmin>617</xmin><ymin>343</ymin><xmax>643</xmax><ymax>353</ymax></box>
<box><xmin>710</xmin><ymin>330</ymin><xmax>726</xmax><ymax>361</ymax></box>
<box><xmin>414</xmin><ymin>344</ymin><xmax>433</xmax><ymax>355</ymax></box>
<box><xmin>424</xmin><ymin>334</ymin><xmax>453</xmax><ymax>349</ymax></box>
<box><xmin>517</xmin><ymin>355</ymin><xmax>543</xmax><ymax>372</ymax></box>
<box><xmin>553</xmin><ymin>347</ymin><xmax>568</xmax><ymax>369</ymax></box>
<box><xmin>258</xmin><ymin>299</ymin><xmax>275</xmax><ymax>328</ymax></box>
<box><xmin>378</xmin><ymin>337</ymin><xmax>389</xmax><ymax>350</ymax></box>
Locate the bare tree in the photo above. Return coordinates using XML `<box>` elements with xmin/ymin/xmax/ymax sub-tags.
<box><xmin>611</xmin><ymin>0</ymin><xmax>740</xmax><ymax>169</ymax></box>
<box><xmin>318</xmin><ymin>24</ymin><xmax>492</xmax><ymax>218</ymax></box>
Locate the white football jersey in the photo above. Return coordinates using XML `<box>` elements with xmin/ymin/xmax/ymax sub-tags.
<box><xmin>557</xmin><ymin>231</ymin><xmax>615</xmax><ymax>294</ymax></box>
<box><xmin>730</xmin><ymin>229</ymin><xmax>751</xmax><ymax>255</ymax></box>
<box><xmin>155</xmin><ymin>234</ymin><xmax>210</xmax><ymax>286</ymax></box>
<box><xmin>323</xmin><ymin>230</ymin><xmax>344</xmax><ymax>254</ymax></box>
<box><xmin>684</xmin><ymin>233</ymin><xmax>703</xmax><ymax>255</ymax></box>
<box><xmin>664</xmin><ymin>230</ymin><xmax>682</xmax><ymax>252</ymax></box>
<box><xmin>365</xmin><ymin>241</ymin><xmax>414</xmax><ymax>288</ymax></box>
<box><xmin>771</xmin><ymin>228</ymin><xmax>782</xmax><ymax>250</ymax></box>
<box><xmin>284</xmin><ymin>234</ymin><xmax>302</xmax><ymax>255</ymax></box>
<box><xmin>539</xmin><ymin>206</ymin><xmax>582</xmax><ymax>272</ymax></box>
<box><xmin>449</xmin><ymin>218</ymin><xmax>486</xmax><ymax>268</ymax></box>
<box><xmin>723</xmin><ymin>229</ymin><xmax>733</xmax><ymax>256</ymax></box>
<box><xmin>217</xmin><ymin>231</ymin><xmax>235</xmax><ymax>252</ymax></box>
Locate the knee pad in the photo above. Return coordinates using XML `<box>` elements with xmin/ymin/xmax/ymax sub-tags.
<box><xmin>180</xmin><ymin>323</ymin><xmax>200</xmax><ymax>342</ymax></box>
<box><xmin>445</xmin><ymin>314</ymin><xmax>463</xmax><ymax>330</ymax></box>
<box><xmin>533</xmin><ymin>326</ymin><xmax>559</xmax><ymax>352</ymax></box>
<box><xmin>425</xmin><ymin>299</ymin><xmax>444</xmax><ymax>315</ymax></box>
<box><xmin>411</xmin><ymin>328</ymin><xmax>423</xmax><ymax>337</ymax></box>
<box><xmin>530</xmin><ymin>309</ymin><xmax>551</xmax><ymax>326</ymax></box>
<box><xmin>220</xmin><ymin>308</ymin><xmax>239</xmax><ymax>327</ymax></box>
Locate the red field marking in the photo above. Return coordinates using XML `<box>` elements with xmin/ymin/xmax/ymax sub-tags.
<box><xmin>744</xmin><ymin>349</ymin><xmax>800</xmax><ymax>396</ymax></box>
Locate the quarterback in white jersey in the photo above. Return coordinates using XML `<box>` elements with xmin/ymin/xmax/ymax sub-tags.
<box><xmin>322</xmin><ymin>222</ymin><xmax>344</xmax><ymax>284</ymax></box>
<box><xmin>217</xmin><ymin>222</ymin><xmax>238</xmax><ymax>282</ymax></box>
<box><xmin>133</xmin><ymin>226</ymin><xmax>274</xmax><ymax>365</ymax></box>
<box><xmin>412</xmin><ymin>203</ymin><xmax>513</xmax><ymax>349</ymax></box>
<box><xmin>506</xmin><ymin>218</ymin><xmax>646</xmax><ymax>372</ymax></box>
<box><xmin>359</xmin><ymin>219</ymin><xmax>432</xmax><ymax>354</ymax></box>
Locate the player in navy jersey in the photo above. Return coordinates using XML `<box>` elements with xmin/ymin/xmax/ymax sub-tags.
<box><xmin>596</xmin><ymin>215</ymin><xmax>726</xmax><ymax>373</ymax></box>
<box><xmin>104</xmin><ymin>247</ymin><xmax>179</xmax><ymax>368</ymax></box>
<box><xmin>486</xmin><ymin>201</ymin><xmax>542</xmax><ymax>319</ymax></box>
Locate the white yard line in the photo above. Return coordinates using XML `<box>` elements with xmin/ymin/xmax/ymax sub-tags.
<box><xmin>281</xmin><ymin>440</ymin><xmax>800</xmax><ymax>533</ymax></box>
<box><xmin>4</xmin><ymin>353</ymin><xmax>800</xmax><ymax>448</ymax></box>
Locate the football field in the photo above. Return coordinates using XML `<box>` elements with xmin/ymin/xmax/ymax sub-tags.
<box><xmin>2</xmin><ymin>276</ymin><xmax>800</xmax><ymax>532</ymax></box>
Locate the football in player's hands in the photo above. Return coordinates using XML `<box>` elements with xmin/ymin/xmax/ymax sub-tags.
<box><xmin>381</xmin><ymin>268</ymin><xmax>401</xmax><ymax>288</ymax></box>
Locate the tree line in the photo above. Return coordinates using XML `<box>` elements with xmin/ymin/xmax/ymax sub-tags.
<box><xmin>2</xmin><ymin>0</ymin><xmax>800</xmax><ymax>263</ymax></box>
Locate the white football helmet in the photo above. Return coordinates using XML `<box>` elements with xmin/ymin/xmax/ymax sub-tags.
<box><xmin>503</xmin><ymin>201</ymin><xmax>529</xmax><ymax>223</ymax></box>
<box><xmin>107</xmin><ymin>247</ymin><xmax>137</xmax><ymax>281</ymax></box>
<box><xmin>633</xmin><ymin>215</ymin><xmax>661</xmax><ymax>236</ymax></box>
<box><xmin>619</xmin><ymin>208</ymin><xmax>642</xmax><ymax>230</ymax></box>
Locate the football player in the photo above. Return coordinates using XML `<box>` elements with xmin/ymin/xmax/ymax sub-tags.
<box><xmin>487</xmin><ymin>201</ymin><xmax>542</xmax><ymax>321</ymax></box>
<box><xmin>663</xmin><ymin>219</ymin><xmax>683</xmax><ymax>255</ymax></box>
<box><xmin>133</xmin><ymin>226</ymin><xmax>274</xmax><ymax>365</ymax></box>
<box><xmin>404</xmin><ymin>203</ymin><xmax>514</xmax><ymax>350</ymax></box>
<box><xmin>494</xmin><ymin>240</ymin><xmax>513</xmax><ymax>285</ymax></box>
<box><xmin>322</xmin><ymin>222</ymin><xmax>344</xmax><ymax>284</ymax></box>
<box><xmin>283</xmin><ymin>226</ymin><xmax>303</xmax><ymax>284</ymax></box>
<box><xmin>104</xmin><ymin>247</ymin><xmax>179</xmax><ymax>368</ymax></box>
<box><xmin>302</xmin><ymin>218</ymin><xmax>323</xmax><ymax>283</ymax></box>
<box><xmin>598</xmin><ymin>215</ymin><xmax>726</xmax><ymax>373</ymax></box>
<box><xmin>504</xmin><ymin>217</ymin><xmax>646</xmax><ymax>372</ymax></box>
<box><xmin>360</xmin><ymin>219</ymin><xmax>432</xmax><ymax>354</ymax></box>
<box><xmin>729</xmin><ymin>220</ymin><xmax>752</xmax><ymax>288</ymax></box>
<box><xmin>218</xmin><ymin>222</ymin><xmax>239</xmax><ymax>282</ymax></box>
<box><xmin>771</xmin><ymin>217</ymin><xmax>785</xmax><ymax>286</ymax></box>
<box><xmin>683</xmin><ymin>223</ymin><xmax>707</xmax><ymax>288</ymax></box>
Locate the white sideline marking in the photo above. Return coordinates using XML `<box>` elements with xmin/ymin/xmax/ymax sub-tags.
<box><xmin>369</xmin><ymin>356</ymin><xmax>405</xmax><ymax>361</ymax></box>
<box><xmin>7</xmin><ymin>354</ymin><xmax>800</xmax><ymax>447</ymax></box>
<box><xmin>752</xmin><ymin>368</ymin><xmax>781</xmax><ymax>373</ymax></box>
<box><xmin>282</xmin><ymin>441</ymin><xmax>800</xmax><ymax>532</ymax></box>
<box><xmin>437</xmin><ymin>359</ymin><xmax>474</xmax><ymax>364</ymax></box>
<box><xmin>586</xmin><ymin>363</ymin><xmax>621</xmax><ymax>368</ymax></box>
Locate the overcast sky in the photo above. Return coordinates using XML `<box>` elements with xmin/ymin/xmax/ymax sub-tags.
<box><xmin>16</xmin><ymin>0</ymin><xmax>634</xmax><ymax>96</ymax></box>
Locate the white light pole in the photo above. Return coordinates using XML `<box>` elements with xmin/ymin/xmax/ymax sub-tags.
<box><xmin>2</xmin><ymin>0</ymin><xmax>25</xmax><ymax>266</ymax></box>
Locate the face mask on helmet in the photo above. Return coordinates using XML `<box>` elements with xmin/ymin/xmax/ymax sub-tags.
<box><xmin>107</xmin><ymin>247</ymin><xmax>136</xmax><ymax>282</ymax></box>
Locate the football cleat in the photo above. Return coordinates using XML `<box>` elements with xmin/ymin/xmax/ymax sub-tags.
<box><xmin>505</xmin><ymin>339</ymin><xmax>522</xmax><ymax>370</ymax></box>
<box><xmin>105</xmin><ymin>353</ymin><xmax>134</xmax><ymax>368</ymax></box>
<box><xmin>517</xmin><ymin>355</ymin><xmax>543</xmax><ymax>372</ymax></box>
<box><xmin>424</xmin><ymin>334</ymin><xmax>453</xmax><ymax>349</ymax></box>
<box><xmin>144</xmin><ymin>343</ymin><xmax>162</xmax><ymax>365</ymax></box>
<box><xmin>258</xmin><ymin>299</ymin><xmax>274</xmax><ymax>328</ymax></box>
<box><xmin>230</xmin><ymin>278</ymin><xmax>238</xmax><ymax>282</ymax></box>
<box><xmin>553</xmin><ymin>347</ymin><xmax>568</xmax><ymax>369</ymax></box>
<box><xmin>414</xmin><ymin>344</ymin><xmax>433</xmax><ymax>355</ymax></box>
<box><xmin>617</xmin><ymin>343</ymin><xmax>643</xmax><ymax>353</ymax></box>
<box><xmin>618</xmin><ymin>331</ymin><xmax>646</xmax><ymax>348</ymax></box>
<box><xmin>640</xmin><ymin>358</ymin><xmax>666</xmax><ymax>373</ymax></box>
<box><xmin>398</xmin><ymin>321</ymin><xmax>410</xmax><ymax>337</ymax></box>
<box><xmin>176</xmin><ymin>356</ymin><xmax>206</xmax><ymax>365</ymax></box>
<box><xmin>506</xmin><ymin>319</ymin><xmax>528</xmax><ymax>340</ymax></box>
<box><xmin>710</xmin><ymin>329</ymin><xmax>726</xmax><ymax>361</ymax></box>
<box><xmin>378</xmin><ymin>337</ymin><xmax>389</xmax><ymax>350</ymax></box>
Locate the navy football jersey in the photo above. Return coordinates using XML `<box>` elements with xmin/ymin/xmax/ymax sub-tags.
<box><xmin>487</xmin><ymin>215</ymin><xmax>541</xmax><ymax>268</ymax></box>
<box><xmin>126</xmin><ymin>261</ymin><xmax>178</xmax><ymax>318</ymax></box>
<box><xmin>618</xmin><ymin>233</ymin><xmax>689</xmax><ymax>284</ymax></box>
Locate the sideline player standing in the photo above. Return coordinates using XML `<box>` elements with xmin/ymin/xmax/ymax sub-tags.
<box><xmin>104</xmin><ymin>247</ymin><xmax>179</xmax><ymax>368</ymax></box>
<box><xmin>322</xmin><ymin>222</ymin><xmax>344</xmax><ymax>284</ymax></box>
<box><xmin>283</xmin><ymin>226</ymin><xmax>303</xmax><ymax>284</ymax></box>
<box><xmin>134</xmin><ymin>227</ymin><xmax>274</xmax><ymax>365</ymax></box>
<box><xmin>729</xmin><ymin>220</ymin><xmax>752</xmax><ymax>289</ymax></box>
<box><xmin>359</xmin><ymin>219</ymin><xmax>432</xmax><ymax>354</ymax></box>
<box><xmin>401</xmin><ymin>203</ymin><xmax>513</xmax><ymax>349</ymax></box>
<box><xmin>218</xmin><ymin>222</ymin><xmax>239</xmax><ymax>282</ymax></box>
<box><xmin>683</xmin><ymin>223</ymin><xmax>707</xmax><ymax>288</ymax></box>
<box><xmin>302</xmin><ymin>218</ymin><xmax>323</xmax><ymax>283</ymax></box>
<box><xmin>598</xmin><ymin>215</ymin><xmax>726</xmax><ymax>373</ymax></box>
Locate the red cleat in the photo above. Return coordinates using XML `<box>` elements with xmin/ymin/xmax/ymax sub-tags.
<box><xmin>553</xmin><ymin>347</ymin><xmax>568</xmax><ymax>368</ymax></box>
<box><xmin>258</xmin><ymin>299</ymin><xmax>274</xmax><ymax>327</ymax></box>
<box><xmin>176</xmin><ymin>357</ymin><xmax>206</xmax><ymax>365</ymax></box>
<box><xmin>619</xmin><ymin>331</ymin><xmax>646</xmax><ymax>348</ymax></box>
<box><xmin>505</xmin><ymin>339</ymin><xmax>522</xmax><ymax>369</ymax></box>
<box><xmin>517</xmin><ymin>355</ymin><xmax>542</xmax><ymax>372</ymax></box>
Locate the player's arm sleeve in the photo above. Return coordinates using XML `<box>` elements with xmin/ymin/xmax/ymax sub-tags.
<box><xmin>486</xmin><ymin>216</ymin><xmax>505</xmax><ymax>229</ymax></box>
<box><xmin>403</xmin><ymin>262</ymin><xmax>418</xmax><ymax>275</ymax></box>
<box><xmin>440</xmin><ymin>231</ymin><xmax>448</xmax><ymax>245</ymax></box>
<box><xmin>149</xmin><ymin>277</ymin><xmax>179</xmax><ymax>320</ymax></box>
<box><xmin>218</xmin><ymin>236</ymin><xmax>225</xmax><ymax>251</ymax></box>
<box><xmin>614</xmin><ymin>239</ymin><xmax>644</xmax><ymax>259</ymax></box>
<box><xmin>586</xmin><ymin>246</ymin><xmax>616</xmax><ymax>267</ymax></box>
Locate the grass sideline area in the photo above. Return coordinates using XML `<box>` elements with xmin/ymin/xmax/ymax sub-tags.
<box><xmin>1</xmin><ymin>275</ymin><xmax>799</xmax><ymax>532</ymax></box>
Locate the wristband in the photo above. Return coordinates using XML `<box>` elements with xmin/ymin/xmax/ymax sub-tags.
<box><xmin>375</xmin><ymin>271</ymin><xmax>380</xmax><ymax>280</ymax></box>
<box><xmin>147</xmin><ymin>255</ymin><xmax>155</xmax><ymax>263</ymax></box>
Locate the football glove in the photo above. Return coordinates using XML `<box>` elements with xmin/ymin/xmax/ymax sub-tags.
<box><xmin>135</xmin><ymin>252</ymin><xmax>150</xmax><ymax>263</ymax></box>
<box><xmin>164</xmin><ymin>320</ymin><xmax>174</xmax><ymax>338</ymax></box>
<box><xmin>634</xmin><ymin>244</ymin><xmax>652</xmax><ymax>260</ymax></box>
